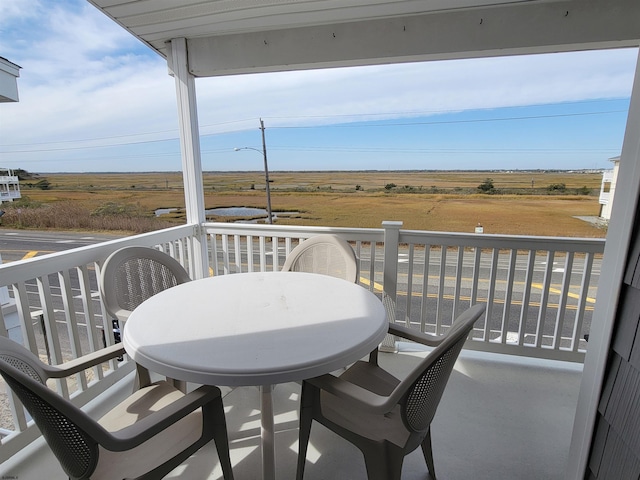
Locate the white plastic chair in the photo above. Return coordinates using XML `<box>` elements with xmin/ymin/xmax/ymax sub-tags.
<box><xmin>0</xmin><ymin>336</ymin><xmax>234</xmax><ymax>480</ymax></box>
<box><xmin>282</xmin><ymin>234</ymin><xmax>359</xmax><ymax>282</ymax></box>
<box><xmin>296</xmin><ymin>303</ymin><xmax>486</xmax><ymax>480</ymax></box>
<box><xmin>99</xmin><ymin>246</ymin><xmax>191</xmax><ymax>388</ymax></box>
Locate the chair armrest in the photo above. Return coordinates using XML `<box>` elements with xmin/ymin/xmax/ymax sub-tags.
<box><xmin>47</xmin><ymin>344</ymin><xmax>126</xmax><ymax>378</ymax></box>
<box><xmin>389</xmin><ymin>323</ymin><xmax>443</xmax><ymax>347</ymax></box>
<box><xmin>307</xmin><ymin>374</ymin><xmax>401</xmax><ymax>415</ymax></box>
<box><xmin>96</xmin><ymin>384</ymin><xmax>220</xmax><ymax>451</ymax></box>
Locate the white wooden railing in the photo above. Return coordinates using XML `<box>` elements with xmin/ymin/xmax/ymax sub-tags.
<box><xmin>203</xmin><ymin>221</ymin><xmax>603</xmax><ymax>362</ymax></box>
<box><xmin>0</xmin><ymin>221</ymin><xmax>604</xmax><ymax>459</ymax></box>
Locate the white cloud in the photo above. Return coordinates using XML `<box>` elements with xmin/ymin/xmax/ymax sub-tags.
<box><xmin>195</xmin><ymin>48</ymin><xmax>637</xmax><ymax>132</ymax></box>
<box><xmin>0</xmin><ymin>0</ymin><xmax>40</xmax><ymax>26</ymax></box>
<box><xmin>0</xmin><ymin>0</ymin><xmax>637</xmax><ymax>172</ymax></box>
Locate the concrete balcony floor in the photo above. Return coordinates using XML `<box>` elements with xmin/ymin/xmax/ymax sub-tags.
<box><xmin>1</xmin><ymin>346</ymin><xmax>583</xmax><ymax>479</ymax></box>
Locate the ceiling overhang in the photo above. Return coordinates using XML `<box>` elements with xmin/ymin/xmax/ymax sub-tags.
<box><xmin>88</xmin><ymin>0</ymin><xmax>640</xmax><ymax>77</ymax></box>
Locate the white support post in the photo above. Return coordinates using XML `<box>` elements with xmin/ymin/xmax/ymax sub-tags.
<box><xmin>381</xmin><ymin>221</ymin><xmax>402</xmax><ymax>352</ymax></box>
<box><xmin>168</xmin><ymin>38</ymin><xmax>209</xmax><ymax>278</ymax></box>
<box><xmin>566</xmin><ymin>48</ymin><xmax>640</xmax><ymax>479</ymax></box>
<box><xmin>382</xmin><ymin>221</ymin><xmax>402</xmax><ymax>298</ymax></box>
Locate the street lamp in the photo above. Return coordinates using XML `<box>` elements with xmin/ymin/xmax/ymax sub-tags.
<box><xmin>234</xmin><ymin>127</ymin><xmax>273</xmax><ymax>223</ymax></box>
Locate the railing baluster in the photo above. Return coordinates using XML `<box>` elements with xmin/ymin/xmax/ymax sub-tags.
<box><xmin>484</xmin><ymin>249</ymin><xmax>500</xmax><ymax>342</ymax></box>
<box><xmin>234</xmin><ymin>234</ymin><xmax>242</xmax><ymax>273</ymax></box>
<box><xmin>553</xmin><ymin>252</ymin><xmax>574</xmax><ymax>350</ymax></box>
<box><xmin>247</xmin><ymin>235</ymin><xmax>255</xmax><ymax>272</ymax></box>
<box><xmin>500</xmin><ymin>249</ymin><xmax>518</xmax><ymax>345</ymax></box>
<box><xmin>367</xmin><ymin>241</ymin><xmax>376</xmax><ymax>292</ymax></box>
<box><xmin>420</xmin><ymin>244</ymin><xmax>430</xmax><ymax>333</ymax></box>
<box><xmin>270</xmin><ymin>236</ymin><xmax>278</xmax><ymax>271</ymax></box>
<box><xmin>259</xmin><ymin>236</ymin><xmax>266</xmax><ymax>271</ymax></box>
<box><xmin>471</xmin><ymin>247</ymin><xmax>481</xmax><ymax>305</ymax></box>
<box><xmin>79</xmin><ymin>264</ymin><xmax>106</xmax><ymax>380</ymax></box>
<box><xmin>284</xmin><ymin>237</ymin><xmax>293</xmax><ymax>265</ymax></box>
<box><xmin>453</xmin><ymin>246</ymin><xmax>464</xmax><ymax>321</ymax></box>
<box><xmin>436</xmin><ymin>246</ymin><xmax>446</xmax><ymax>334</ymax></box>
<box><xmin>222</xmin><ymin>234</ymin><xmax>231</xmax><ymax>274</ymax></box>
<box><xmin>353</xmin><ymin>239</ymin><xmax>362</xmax><ymax>285</ymax></box>
<box><xmin>519</xmin><ymin>250</ymin><xmax>536</xmax><ymax>347</ymax></box>
<box><xmin>535</xmin><ymin>251</ymin><xmax>555</xmax><ymax>348</ymax></box>
<box><xmin>36</xmin><ymin>274</ymin><xmax>69</xmax><ymax>398</ymax></box>
<box><xmin>572</xmin><ymin>252</ymin><xmax>594</xmax><ymax>352</ymax></box>
<box><xmin>58</xmin><ymin>269</ymin><xmax>88</xmax><ymax>390</ymax></box>
<box><xmin>210</xmin><ymin>233</ymin><xmax>220</xmax><ymax>276</ymax></box>
<box><xmin>405</xmin><ymin>244</ymin><xmax>415</xmax><ymax>328</ymax></box>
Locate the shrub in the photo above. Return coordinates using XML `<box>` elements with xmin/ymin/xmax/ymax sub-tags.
<box><xmin>477</xmin><ymin>178</ymin><xmax>495</xmax><ymax>193</ymax></box>
<box><xmin>547</xmin><ymin>183</ymin><xmax>566</xmax><ymax>192</ymax></box>
<box><xmin>35</xmin><ymin>179</ymin><xmax>51</xmax><ymax>190</ymax></box>
<box><xmin>6</xmin><ymin>196</ymin><xmax>42</xmax><ymax>208</ymax></box>
<box><xmin>92</xmin><ymin>202</ymin><xmax>148</xmax><ymax>217</ymax></box>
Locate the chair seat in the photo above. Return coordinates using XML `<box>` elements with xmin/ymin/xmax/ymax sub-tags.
<box><xmin>339</xmin><ymin>360</ymin><xmax>400</xmax><ymax>395</ymax></box>
<box><xmin>0</xmin><ymin>336</ymin><xmax>234</xmax><ymax>480</ymax></box>
<box><xmin>320</xmin><ymin>361</ymin><xmax>411</xmax><ymax>448</ymax></box>
<box><xmin>92</xmin><ymin>381</ymin><xmax>205</xmax><ymax>480</ymax></box>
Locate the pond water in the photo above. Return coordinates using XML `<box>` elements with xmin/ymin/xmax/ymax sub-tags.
<box><xmin>207</xmin><ymin>206</ymin><xmax>300</xmax><ymax>223</ymax></box>
<box><xmin>206</xmin><ymin>207</ymin><xmax>268</xmax><ymax>216</ymax></box>
<box><xmin>156</xmin><ymin>206</ymin><xmax>300</xmax><ymax>222</ymax></box>
<box><xmin>155</xmin><ymin>208</ymin><xmax>178</xmax><ymax>217</ymax></box>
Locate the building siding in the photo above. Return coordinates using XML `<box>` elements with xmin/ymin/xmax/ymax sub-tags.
<box><xmin>588</xmin><ymin>206</ymin><xmax>640</xmax><ymax>480</ymax></box>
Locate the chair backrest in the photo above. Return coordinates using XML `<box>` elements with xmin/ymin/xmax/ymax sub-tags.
<box><xmin>100</xmin><ymin>246</ymin><xmax>191</xmax><ymax>322</ymax></box>
<box><xmin>399</xmin><ymin>304</ymin><xmax>486</xmax><ymax>433</ymax></box>
<box><xmin>0</xmin><ymin>336</ymin><xmax>100</xmax><ymax>479</ymax></box>
<box><xmin>281</xmin><ymin>234</ymin><xmax>359</xmax><ymax>282</ymax></box>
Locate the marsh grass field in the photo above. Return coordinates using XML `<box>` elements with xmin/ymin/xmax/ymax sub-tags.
<box><xmin>9</xmin><ymin>170</ymin><xmax>607</xmax><ymax>237</ymax></box>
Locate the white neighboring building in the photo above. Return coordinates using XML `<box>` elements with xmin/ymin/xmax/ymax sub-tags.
<box><xmin>0</xmin><ymin>168</ymin><xmax>20</xmax><ymax>203</ymax></box>
<box><xmin>0</xmin><ymin>57</ymin><xmax>20</xmax><ymax>328</ymax></box>
<box><xmin>1</xmin><ymin>57</ymin><xmax>21</xmax><ymax>203</ymax></box>
<box><xmin>0</xmin><ymin>56</ymin><xmax>20</xmax><ymax>102</ymax></box>
<box><xmin>599</xmin><ymin>156</ymin><xmax>620</xmax><ymax>221</ymax></box>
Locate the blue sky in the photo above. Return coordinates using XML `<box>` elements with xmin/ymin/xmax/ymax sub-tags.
<box><xmin>0</xmin><ymin>0</ymin><xmax>638</xmax><ymax>173</ymax></box>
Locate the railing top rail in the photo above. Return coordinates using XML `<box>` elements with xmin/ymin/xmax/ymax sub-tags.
<box><xmin>399</xmin><ymin>229</ymin><xmax>605</xmax><ymax>253</ymax></box>
<box><xmin>202</xmin><ymin>221</ymin><xmax>385</xmax><ymax>242</ymax></box>
<box><xmin>0</xmin><ymin>224</ymin><xmax>196</xmax><ymax>285</ymax></box>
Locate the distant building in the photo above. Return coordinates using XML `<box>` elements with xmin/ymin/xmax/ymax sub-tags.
<box><xmin>599</xmin><ymin>156</ymin><xmax>620</xmax><ymax>221</ymax></box>
<box><xmin>0</xmin><ymin>168</ymin><xmax>20</xmax><ymax>203</ymax></box>
<box><xmin>0</xmin><ymin>57</ymin><xmax>21</xmax><ymax>325</ymax></box>
<box><xmin>1</xmin><ymin>57</ymin><xmax>21</xmax><ymax>203</ymax></box>
<box><xmin>0</xmin><ymin>56</ymin><xmax>21</xmax><ymax>102</ymax></box>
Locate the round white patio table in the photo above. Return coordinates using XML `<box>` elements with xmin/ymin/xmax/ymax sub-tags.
<box><xmin>123</xmin><ymin>271</ymin><xmax>387</xmax><ymax>480</ymax></box>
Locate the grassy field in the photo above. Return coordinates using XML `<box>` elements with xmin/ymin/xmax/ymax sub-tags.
<box><xmin>12</xmin><ymin>171</ymin><xmax>607</xmax><ymax>237</ymax></box>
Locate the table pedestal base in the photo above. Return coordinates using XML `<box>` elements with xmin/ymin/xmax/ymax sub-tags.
<box><xmin>260</xmin><ymin>384</ymin><xmax>275</xmax><ymax>480</ymax></box>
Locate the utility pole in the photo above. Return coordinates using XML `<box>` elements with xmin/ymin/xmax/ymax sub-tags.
<box><xmin>260</xmin><ymin>118</ymin><xmax>273</xmax><ymax>224</ymax></box>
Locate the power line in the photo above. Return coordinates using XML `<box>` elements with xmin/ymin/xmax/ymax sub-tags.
<box><xmin>270</xmin><ymin>110</ymin><xmax>626</xmax><ymax>129</ymax></box>
<box><xmin>0</xmin><ymin>109</ymin><xmax>627</xmax><ymax>155</ymax></box>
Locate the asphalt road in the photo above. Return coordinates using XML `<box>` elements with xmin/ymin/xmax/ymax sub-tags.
<box><xmin>0</xmin><ymin>228</ymin><xmax>123</xmax><ymax>263</ymax></box>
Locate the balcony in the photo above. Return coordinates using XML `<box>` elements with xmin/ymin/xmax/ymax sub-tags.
<box><xmin>0</xmin><ymin>221</ymin><xmax>600</xmax><ymax>478</ymax></box>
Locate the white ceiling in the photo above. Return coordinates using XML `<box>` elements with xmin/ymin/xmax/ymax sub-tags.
<box><xmin>89</xmin><ymin>0</ymin><xmax>540</xmax><ymax>51</ymax></box>
<box><xmin>87</xmin><ymin>0</ymin><xmax>640</xmax><ymax>77</ymax></box>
